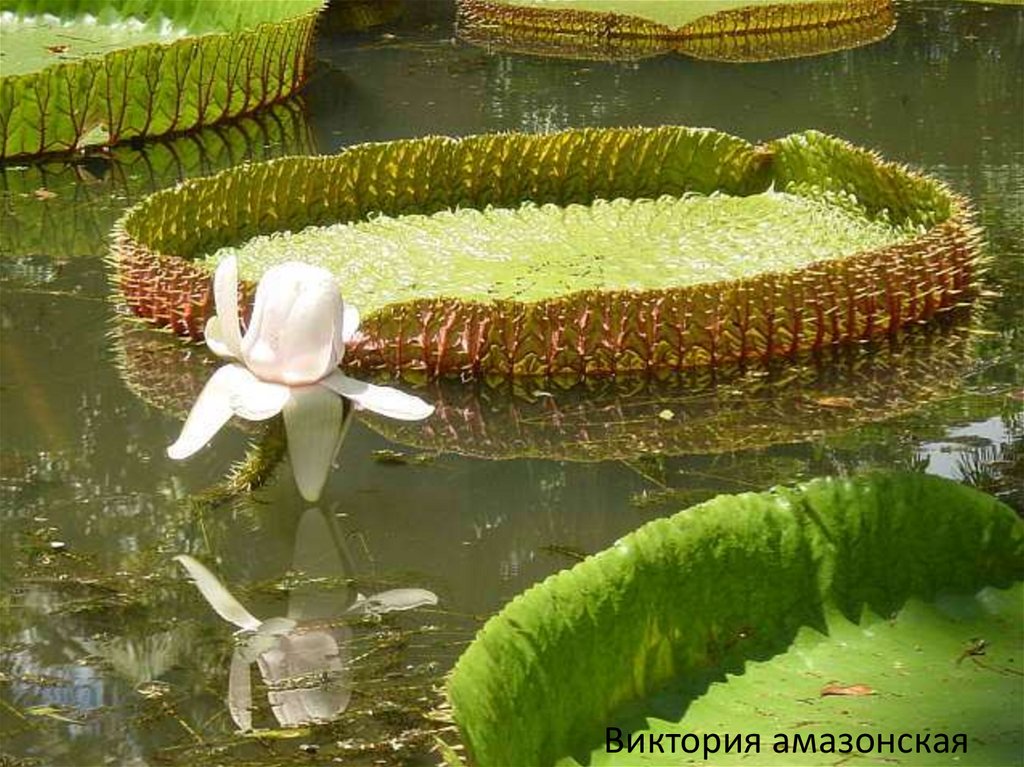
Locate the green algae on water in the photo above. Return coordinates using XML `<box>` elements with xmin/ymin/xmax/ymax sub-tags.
<box><xmin>206</xmin><ymin>190</ymin><xmax>918</xmax><ymax>315</ymax></box>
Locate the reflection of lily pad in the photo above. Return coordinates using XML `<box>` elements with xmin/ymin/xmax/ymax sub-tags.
<box><xmin>457</xmin><ymin>0</ymin><xmax>896</xmax><ymax>62</ymax></box>
<box><xmin>319</xmin><ymin>0</ymin><xmax>402</xmax><ymax>33</ymax></box>
<box><xmin>363</xmin><ymin>317</ymin><xmax>980</xmax><ymax>460</ymax></box>
<box><xmin>112</xmin><ymin>127</ymin><xmax>980</xmax><ymax>380</ymax></box>
<box><xmin>447</xmin><ymin>472</ymin><xmax>1023</xmax><ymax>766</ymax></box>
<box><xmin>0</xmin><ymin>100</ymin><xmax>315</xmax><ymax>259</ymax></box>
<box><xmin>0</xmin><ymin>0</ymin><xmax>324</xmax><ymax>158</ymax></box>
<box><xmin>112</xmin><ymin>315</ymin><xmax>978</xmax><ymax>462</ymax></box>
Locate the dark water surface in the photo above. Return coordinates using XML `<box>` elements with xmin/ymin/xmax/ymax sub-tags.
<box><xmin>1</xmin><ymin>2</ymin><xmax>1021</xmax><ymax>764</ymax></box>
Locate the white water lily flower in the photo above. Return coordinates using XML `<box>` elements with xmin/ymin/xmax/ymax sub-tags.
<box><xmin>167</xmin><ymin>256</ymin><xmax>434</xmax><ymax>501</ymax></box>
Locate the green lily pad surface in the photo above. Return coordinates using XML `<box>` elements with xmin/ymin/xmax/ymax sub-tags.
<box><xmin>580</xmin><ymin>585</ymin><xmax>1023</xmax><ymax>766</ymax></box>
<box><xmin>0</xmin><ymin>12</ymin><xmax>188</xmax><ymax>76</ymax></box>
<box><xmin>0</xmin><ymin>0</ymin><xmax>324</xmax><ymax>157</ymax></box>
<box><xmin>211</xmin><ymin>190</ymin><xmax>916</xmax><ymax>315</ymax></box>
<box><xmin>447</xmin><ymin>472</ymin><xmax>1023</xmax><ymax>766</ymax></box>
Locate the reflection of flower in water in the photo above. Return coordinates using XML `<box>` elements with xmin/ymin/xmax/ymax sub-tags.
<box><xmin>167</xmin><ymin>257</ymin><xmax>434</xmax><ymax>501</ymax></box>
<box><xmin>175</xmin><ymin>509</ymin><xmax>438</xmax><ymax>730</ymax></box>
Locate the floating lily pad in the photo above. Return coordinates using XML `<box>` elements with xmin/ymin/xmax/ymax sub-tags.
<box><xmin>447</xmin><ymin>472</ymin><xmax>1024</xmax><ymax>766</ymax></box>
<box><xmin>456</xmin><ymin>0</ymin><xmax>896</xmax><ymax>62</ymax></box>
<box><xmin>111</xmin><ymin>127</ymin><xmax>981</xmax><ymax>381</ymax></box>
<box><xmin>0</xmin><ymin>0</ymin><xmax>324</xmax><ymax>158</ymax></box>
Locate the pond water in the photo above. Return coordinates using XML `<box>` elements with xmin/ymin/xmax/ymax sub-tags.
<box><xmin>1</xmin><ymin>1</ymin><xmax>1021</xmax><ymax>765</ymax></box>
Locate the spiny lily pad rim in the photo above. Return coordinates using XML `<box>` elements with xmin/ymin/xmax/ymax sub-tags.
<box><xmin>0</xmin><ymin>0</ymin><xmax>325</xmax><ymax>158</ymax></box>
<box><xmin>455</xmin><ymin>0</ymin><xmax>896</xmax><ymax>63</ymax></box>
<box><xmin>457</xmin><ymin>0</ymin><xmax>894</xmax><ymax>39</ymax></box>
<box><xmin>111</xmin><ymin>126</ymin><xmax>982</xmax><ymax>380</ymax></box>
<box><xmin>446</xmin><ymin>472</ymin><xmax>1023</xmax><ymax>766</ymax></box>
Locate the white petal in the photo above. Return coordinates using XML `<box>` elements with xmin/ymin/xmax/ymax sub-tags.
<box><xmin>204</xmin><ymin>315</ymin><xmax>238</xmax><ymax>360</ymax></box>
<box><xmin>241</xmin><ymin>262</ymin><xmax>343</xmax><ymax>385</ymax></box>
<box><xmin>341</xmin><ymin>304</ymin><xmax>360</xmax><ymax>344</ymax></box>
<box><xmin>288</xmin><ymin>509</ymin><xmax>354</xmax><ymax>621</ymax></box>
<box><xmin>212</xmin><ymin>256</ymin><xmax>243</xmax><ymax>359</ymax></box>
<box><xmin>346</xmin><ymin>588</ymin><xmax>438</xmax><ymax>617</ymax></box>
<box><xmin>219</xmin><ymin>366</ymin><xmax>290</xmax><ymax>420</ymax></box>
<box><xmin>174</xmin><ymin>555</ymin><xmax>262</xmax><ymax>632</ymax></box>
<box><xmin>228</xmin><ymin>650</ymin><xmax>253</xmax><ymax>731</ymax></box>
<box><xmin>275</xmin><ymin>285</ymin><xmax>341</xmax><ymax>384</ymax></box>
<box><xmin>282</xmin><ymin>386</ymin><xmax>349</xmax><ymax>502</ymax></box>
<box><xmin>259</xmin><ymin>631</ymin><xmax>351</xmax><ymax>727</ymax></box>
<box><xmin>166</xmin><ymin>364</ymin><xmax>239</xmax><ymax>459</ymax></box>
<box><xmin>255</xmin><ymin>617</ymin><xmax>298</xmax><ymax>637</ymax></box>
<box><xmin>320</xmin><ymin>371</ymin><xmax>435</xmax><ymax>421</ymax></box>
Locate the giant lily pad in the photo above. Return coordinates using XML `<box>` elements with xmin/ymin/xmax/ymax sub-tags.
<box><xmin>111</xmin><ymin>127</ymin><xmax>981</xmax><ymax>381</ymax></box>
<box><xmin>447</xmin><ymin>472</ymin><xmax>1024</xmax><ymax>766</ymax></box>
<box><xmin>456</xmin><ymin>0</ymin><xmax>896</xmax><ymax>62</ymax></box>
<box><xmin>0</xmin><ymin>0</ymin><xmax>324</xmax><ymax>158</ymax></box>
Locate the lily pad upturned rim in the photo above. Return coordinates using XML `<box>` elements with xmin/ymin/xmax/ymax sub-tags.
<box><xmin>446</xmin><ymin>471</ymin><xmax>1023</xmax><ymax>766</ymax></box>
<box><xmin>110</xmin><ymin>126</ymin><xmax>982</xmax><ymax>381</ymax></box>
<box><xmin>456</xmin><ymin>0</ymin><xmax>897</xmax><ymax>62</ymax></box>
<box><xmin>0</xmin><ymin>0</ymin><xmax>325</xmax><ymax>158</ymax></box>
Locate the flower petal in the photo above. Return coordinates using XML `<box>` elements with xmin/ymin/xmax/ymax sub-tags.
<box><xmin>288</xmin><ymin>509</ymin><xmax>355</xmax><ymax>621</ymax></box>
<box><xmin>274</xmin><ymin>282</ymin><xmax>341</xmax><ymax>384</ymax></box>
<box><xmin>258</xmin><ymin>630</ymin><xmax>351</xmax><ymax>727</ymax></box>
<box><xmin>346</xmin><ymin>588</ymin><xmax>438</xmax><ymax>617</ymax></box>
<box><xmin>212</xmin><ymin>255</ymin><xmax>243</xmax><ymax>359</ymax></box>
<box><xmin>204</xmin><ymin>315</ymin><xmax>237</xmax><ymax>360</ymax></box>
<box><xmin>166</xmin><ymin>364</ymin><xmax>239</xmax><ymax>459</ymax></box>
<box><xmin>282</xmin><ymin>386</ymin><xmax>350</xmax><ymax>503</ymax></box>
<box><xmin>174</xmin><ymin>555</ymin><xmax>262</xmax><ymax>632</ymax></box>
<box><xmin>321</xmin><ymin>371</ymin><xmax>435</xmax><ymax>421</ymax></box>
<box><xmin>341</xmin><ymin>303</ymin><xmax>360</xmax><ymax>344</ymax></box>
<box><xmin>228</xmin><ymin>650</ymin><xmax>253</xmax><ymax>731</ymax></box>
<box><xmin>241</xmin><ymin>262</ymin><xmax>344</xmax><ymax>385</ymax></box>
<box><xmin>255</xmin><ymin>617</ymin><xmax>298</xmax><ymax>636</ymax></box>
<box><xmin>226</xmin><ymin>369</ymin><xmax>290</xmax><ymax>421</ymax></box>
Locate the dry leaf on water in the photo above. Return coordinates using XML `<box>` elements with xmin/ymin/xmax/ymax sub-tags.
<box><xmin>820</xmin><ymin>683</ymin><xmax>875</xmax><ymax>697</ymax></box>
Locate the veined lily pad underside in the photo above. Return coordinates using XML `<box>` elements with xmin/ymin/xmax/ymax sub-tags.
<box><xmin>0</xmin><ymin>0</ymin><xmax>324</xmax><ymax>158</ymax></box>
<box><xmin>112</xmin><ymin>126</ymin><xmax>981</xmax><ymax>382</ymax></box>
<box><xmin>456</xmin><ymin>0</ymin><xmax>896</xmax><ymax>62</ymax></box>
<box><xmin>447</xmin><ymin>472</ymin><xmax>1024</xmax><ymax>766</ymax></box>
